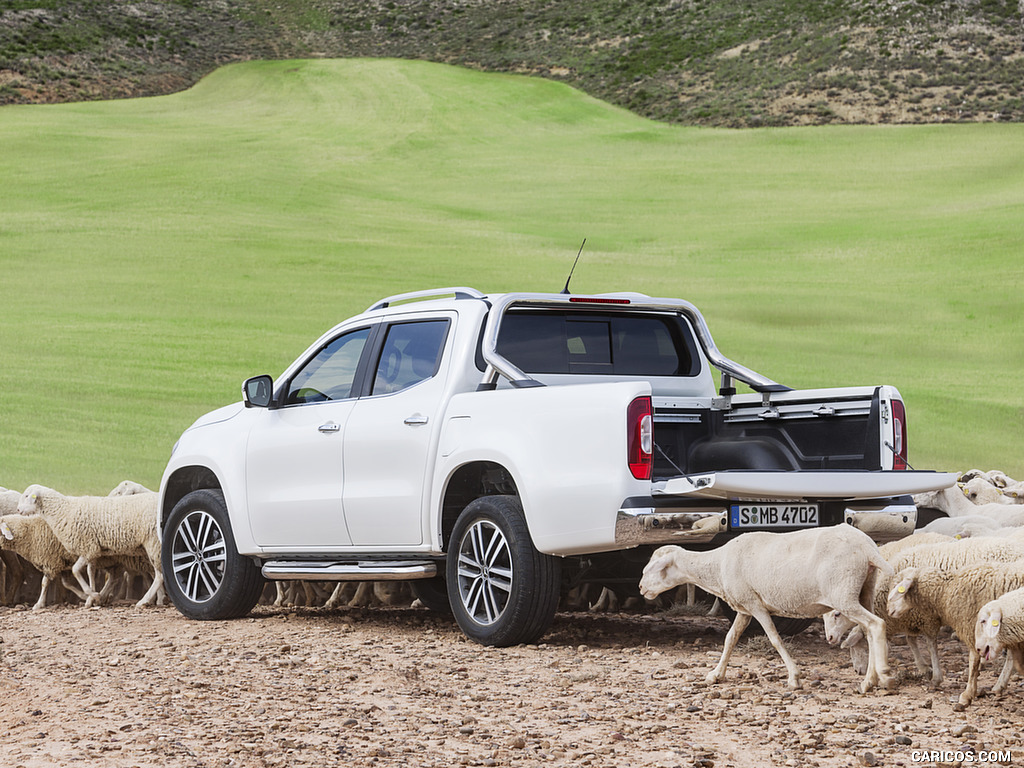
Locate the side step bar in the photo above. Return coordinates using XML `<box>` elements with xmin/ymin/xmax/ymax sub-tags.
<box><xmin>261</xmin><ymin>560</ymin><xmax>437</xmax><ymax>582</ymax></box>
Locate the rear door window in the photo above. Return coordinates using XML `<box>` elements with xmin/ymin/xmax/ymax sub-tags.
<box><xmin>496</xmin><ymin>311</ymin><xmax>698</xmax><ymax>377</ymax></box>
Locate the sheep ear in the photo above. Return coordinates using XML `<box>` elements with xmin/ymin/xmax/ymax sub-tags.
<box><xmin>891</xmin><ymin>576</ymin><xmax>914</xmax><ymax>597</ymax></box>
<box><xmin>0</xmin><ymin>521</ymin><xmax>13</xmax><ymax>540</ymax></box>
<box><xmin>982</xmin><ymin>616</ymin><xmax>1001</xmax><ymax>639</ymax></box>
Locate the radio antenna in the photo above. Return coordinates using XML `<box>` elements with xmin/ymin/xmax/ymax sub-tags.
<box><xmin>561</xmin><ymin>238</ymin><xmax>587</xmax><ymax>294</ymax></box>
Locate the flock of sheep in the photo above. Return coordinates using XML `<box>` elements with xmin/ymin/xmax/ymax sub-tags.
<box><xmin>641</xmin><ymin>468</ymin><xmax>1024</xmax><ymax>710</ymax></box>
<box><xmin>4</xmin><ymin>469</ymin><xmax>1024</xmax><ymax>710</ymax></box>
<box><xmin>0</xmin><ymin>481</ymin><xmax>410</xmax><ymax>612</ymax></box>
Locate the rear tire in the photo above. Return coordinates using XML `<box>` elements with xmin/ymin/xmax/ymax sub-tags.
<box><xmin>162</xmin><ymin>489</ymin><xmax>265</xmax><ymax>620</ymax></box>
<box><xmin>446</xmin><ymin>495</ymin><xmax>560</xmax><ymax>647</ymax></box>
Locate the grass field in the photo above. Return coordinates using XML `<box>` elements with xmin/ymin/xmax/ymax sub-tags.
<box><xmin>1</xmin><ymin>58</ymin><xmax>1022</xmax><ymax>494</ymax></box>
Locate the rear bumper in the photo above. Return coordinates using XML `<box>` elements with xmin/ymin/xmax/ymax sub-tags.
<box><xmin>614</xmin><ymin>497</ymin><xmax>917</xmax><ymax>548</ymax></box>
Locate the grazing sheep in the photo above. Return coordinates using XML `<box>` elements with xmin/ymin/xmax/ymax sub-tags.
<box><xmin>888</xmin><ymin>561</ymin><xmax>1024</xmax><ymax>708</ymax></box>
<box><xmin>975</xmin><ymin>587</ymin><xmax>1024</xmax><ymax>684</ymax></box>
<box><xmin>640</xmin><ymin>524</ymin><xmax>893</xmax><ymax>692</ymax></box>
<box><xmin>0</xmin><ymin>514</ymin><xmax>89</xmax><ymax>609</ymax></box>
<box><xmin>17</xmin><ymin>485</ymin><xmax>162</xmax><ymax>608</ymax></box>
<box><xmin>914</xmin><ymin>485</ymin><xmax>1024</xmax><ymax>526</ymax></box>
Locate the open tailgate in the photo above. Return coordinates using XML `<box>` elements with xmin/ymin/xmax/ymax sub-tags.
<box><xmin>654</xmin><ymin>470</ymin><xmax>957</xmax><ymax>501</ymax></box>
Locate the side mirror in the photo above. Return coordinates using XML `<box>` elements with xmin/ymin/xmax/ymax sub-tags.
<box><xmin>242</xmin><ymin>375</ymin><xmax>274</xmax><ymax>408</ymax></box>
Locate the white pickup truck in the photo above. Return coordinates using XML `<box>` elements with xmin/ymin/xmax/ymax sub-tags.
<box><xmin>158</xmin><ymin>287</ymin><xmax>955</xmax><ymax>645</ymax></box>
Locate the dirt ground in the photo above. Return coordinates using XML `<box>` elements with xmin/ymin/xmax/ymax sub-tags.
<box><xmin>1</xmin><ymin>601</ymin><xmax>1022</xmax><ymax>768</ymax></box>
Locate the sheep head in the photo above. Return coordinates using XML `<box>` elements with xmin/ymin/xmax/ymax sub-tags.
<box><xmin>822</xmin><ymin>609</ymin><xmax>856</xmax><ymax>645</ymax></box>
<box><xmin>639</xmin><ymin>545</ymin><xmax>686</xmax><ymax>600</ymax></box>
<box><xmin>17</xmin><ymin>484</ymin><xmax>54</xmax><ymax>516</ymax></box>
<box><xmin>975</xmin><ymin>601</ymin><xmax>1004</xmax><ymax>662</ymax></box>
<box><xmin>886</xmin><ymin>567</ymin><xmax>919</xmax><ymax>619</ymax></box>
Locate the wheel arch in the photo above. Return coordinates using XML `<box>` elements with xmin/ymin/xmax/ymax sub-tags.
<box><xmin>439</xmin><ymin>460</ymin><xmax>519</xmax><ymax>552</ymax></box>
<box><xmin>161</xmin><ymin>465</ymin><xmax>223</xmax><ymax>531</ymax></box>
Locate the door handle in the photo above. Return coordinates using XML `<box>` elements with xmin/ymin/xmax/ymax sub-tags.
<box><xmin>318</xmin><ymin>422</ymin><xmax>340</xmax><ymax>433</ymax></box>
<box><xmin>404</xmin><ymin>415</ymin><xmax>429</xmax><ymax>426</ymax></box>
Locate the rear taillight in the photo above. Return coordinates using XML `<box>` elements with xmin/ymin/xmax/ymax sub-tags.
<box><xmin>627</xmin><ymin>396</ymin><xmax>653</xmax><ymax>480</ymax></box>
<box><xmin>891</xmin><ymin>399</ymin><xmax>908</xmax><ymax>470</ymax></box>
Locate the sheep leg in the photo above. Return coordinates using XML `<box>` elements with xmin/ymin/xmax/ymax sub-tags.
<box><xmin>348</xmin><ymin>581</ymin><xmax>374</xmax><ymax>607</ymax></box>
<box><xmin>136</xmin><ymin>567</ymin><xmax>164</xmax><ymax>607</ymax></box>
<box><xmin>71</xmin><ymin>557</ymin><xmax>102</xmax><ymax>607</ymax></box>
<box><xmin>839</xmin><ymin>604</ymin><xmax>892</xmax><ymax>692</ymax></box>
<box><xmin>685</xmin><ymin>583</ymin><xmax>696</xmax><ymax>606</ymax></box>
<box><xmin>32</xmin><ymin>574</ymin><xmax>51</xmax><ymax>610</ymax></box>
<box><xmin>60</xmin><ymin>575</ymin><xmax>90</xmax><ymax>603</ymax></box>
<box><xmin>848</xmin><ymin>639</ymin><xmax>869</xmax><ymax>676</ymax></box>
<box><xmin>707</xmin><ymin>611</ymin><xmax>751</xmax><ymax>685</ymax></box>
<box><xmin>991</xmin><ymin>651</ymin><xmax>1017</xmax><ymax>696</ymax></box>
<box><xmin>325</xmin><ymin>582</ymin><xmax>352</xmax><ymax>609</ymax></box>
<box><xmin>956</xmin><ymin>650</ymin><xmax>982</xmax><ymax>710</ymax></box>
<box><xmin>906</xmin><ymin>635</ymin><xmax>929</xmax><ymax>678</ymax></box>
<box><xmin>921</xmin><ymin>634</ymin><xmax>943</xmax><ymax>687</ymax></box>
<box><xmin>749</xmin><ymin>609</ymin><xmax>803</xmax><ymax>690</ymax></box>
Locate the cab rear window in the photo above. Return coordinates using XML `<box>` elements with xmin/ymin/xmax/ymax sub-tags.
<box><xmin>495</xmin><ymin>310</ymin><xmax>699</xmax><ymax>376</ymax></box>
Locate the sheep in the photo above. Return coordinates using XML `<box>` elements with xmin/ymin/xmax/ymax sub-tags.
<box><xmin>961</xmin><ymin>477</ymin><xmax>1023</xmax><ymax>506</ymax></box>
<box><xmin>824</xmin><ymin>532</ymin><xmax>952</xmax><ymax>683</ymax></box>
<box><xmin>0</xmin><ymin>490</ymin><xmax>26</xmax><ymax>604</ymax></box>
<box><xmin>959</xmin><ymin>469</ymin><xmax>1017</xmax><ymax>488</ymax></box>
<box><xmin>17</xmin><ymin>485</ymin><xmax>162</xmax><ymax>608</ymax></box>
<box><xmin>888</xmin><ymin>561</ymin><xmax>1024</xmax><ymax>708</ymax></box>
<box><xmin>0</xmin><ymin>514</ymin><xmax>91</xmax><ymax>609</ymax></box>
<box><xmin>921</xmin><ymin>514</ymin><xmax>998</xmax><ymax>538</ymax></box>
<box><xmin>914</xmin><ymin>485</ymin><xmax>1024</xmax><ymax>526</ymax></box>
<box><xmin>0</xmin><ymin>487</ymin><xmax>21</xmax><ymax>515</ymax></box>
<box><xmin>108</xmin><ymin>480</ymin><xmax>154</xmax><ymax>497</ymax></box>
<box><xmin>825</xmin><ymin>534</ymin><xmax>1024</xmax><ymax>689</ymax></box>
<box><xmin>975</xmin><ymin>587</ymin><xmax>1024</xmax><ymax>685</ymax></box>
<box><xmin>640</xmin><ymin>524</ymin><xmax>893</xmax><ymax>693</ymax></box>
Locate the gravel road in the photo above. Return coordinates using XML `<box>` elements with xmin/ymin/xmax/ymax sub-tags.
<box><xmin>1</xmin><ymin>603</ymin><xmax>1021</xmax><ymax>768</ymax></box>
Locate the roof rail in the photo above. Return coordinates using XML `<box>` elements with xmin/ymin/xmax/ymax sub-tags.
<box><xmin>365</xmin><ymin>287</ymin><xmax>485</xmax><ymax>313</ymax></box>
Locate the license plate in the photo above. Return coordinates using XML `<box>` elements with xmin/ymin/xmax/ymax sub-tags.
<box><xmin>730</xmin><ymin>503</ymin><xmax>819</xmax><ymax>529</ymax></box>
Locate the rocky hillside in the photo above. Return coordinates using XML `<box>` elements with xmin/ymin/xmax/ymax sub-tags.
<box><xmin>1</xmin><ymin>0</ymin><xmax>1022</xmax><ymax>126</ymax></box>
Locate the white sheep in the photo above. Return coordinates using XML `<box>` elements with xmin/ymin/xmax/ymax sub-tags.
<box><xmin>108</xmin><ymin>480</ymin><xmax>154</xmax><ymax>497</ymax></box>
<box><xmin>914</xmin><ymin>485</ymin><xmax>1024</xmax><ymax>526</ymax></box>
<box><xmin>18</xmin><ymin>485</ymin><xmax>162</xmax><ymax>608</ymax></box>
<box><xmin>0</xmin><ymin>487</ymin><xmax>21</xmax><ymax>515</ymax></box>
<box><xmin>959</xmin><ymin>469</ymin><xmax>1017</xmax><ymax>488</ymax></box>
<box><xmin>975</xmin><ymin>587</ymin><xmax>1024</xmax><ymax>684</ymax></box>
<box><xmin>921</xmin><ymin>514</ymin><xmax>997</xmax><ymax>538</ymax></box>
<box><xmin>640</xmin><ymin>524</ymin><xmax>893</xmax><ymax>693</ymax></box>
<box><xmin>824</xmin><ymin>531</ymin><xmax>953</xmax><ymax>684</ymax></box>
<box><xmin>888</xmin><ymin>561</ymin><xmax>1024</xmax><ymax>709</ymax></box>
<box><xmin>826</xmin><ymin>534</ymin><xmax>1024</xmax><ymax>690</ymax></box>
<box><xmin>0</xmin><ymin>514</ymin><xmax>90</xmax><ymax>609</ymax></box>
<box><xmin>961</xmin><ymin>477</ymin><xmax>1022</xmax><ymax>506</ymax></box>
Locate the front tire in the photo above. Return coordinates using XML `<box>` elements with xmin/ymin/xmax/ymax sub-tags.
<box><xmin>446</xmin><ymin>495</ymin><xmax>560</xmax><ymax>647</ymax></box>
<box><xmin>162</xmin><ymin>488</ymin><xmax>265</xmax><ymax>620</ymax></box>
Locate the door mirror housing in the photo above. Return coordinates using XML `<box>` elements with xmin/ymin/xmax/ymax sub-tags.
<box><xmin>243</xmin><ymin>375</ymin><xmax>274</xmax><ymax>408</ymax></box>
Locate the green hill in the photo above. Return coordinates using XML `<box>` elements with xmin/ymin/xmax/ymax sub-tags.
<box><xmin>1</xmin><ymin>0</ymin><xmax>1023</xmax><ymax>127</ymax></box>
<box><xmin>1</xmin><ymin>58</ymin><xmax>1022</xmax><ymax>492</ymax></box>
